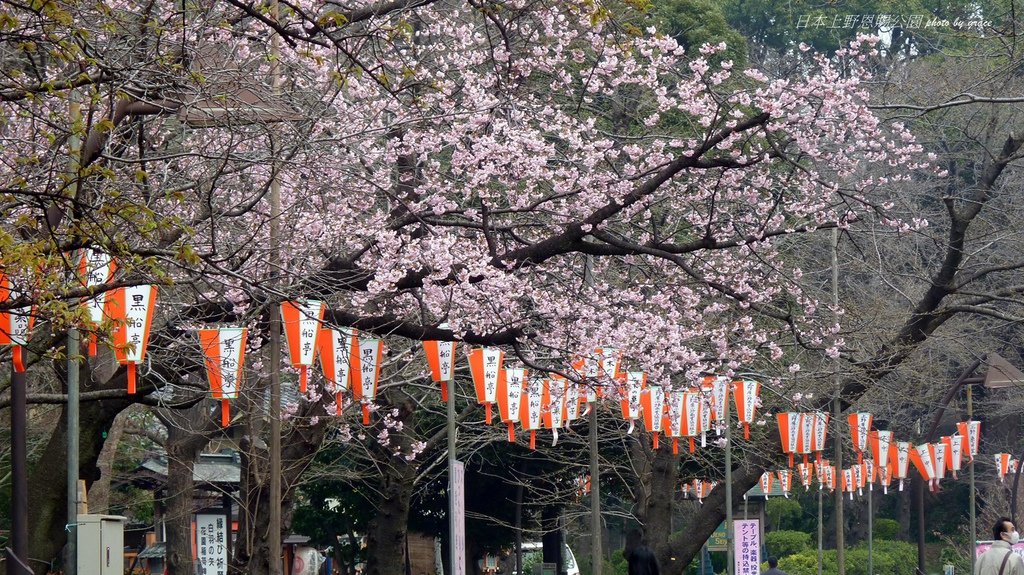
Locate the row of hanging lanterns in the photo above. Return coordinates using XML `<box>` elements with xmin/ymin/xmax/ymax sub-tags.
<box><xmin>1</xmin><ymin>252</ymin><xmax>159</xmax><ymax>393</ymax></box>
<box><xmin>0</xmin><ymin>252</ymin><xmax>1002</xmax><ymax>478</ymax></box>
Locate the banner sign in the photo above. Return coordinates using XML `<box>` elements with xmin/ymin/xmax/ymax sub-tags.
<box><xmin>195</xmin><ymin>513</ymin><xmax>228</xmax><ymax>575</ymax></box>
<box><xmin>734</xmin><ymin>519</ymin><xmax>761</xmax><ymax>575</ymax></box>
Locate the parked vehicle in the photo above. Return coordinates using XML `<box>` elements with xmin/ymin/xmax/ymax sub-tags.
<box><xmin>509</xmin><ymin>542</ymin><xmax>580</xmax><ymax>575</ymax></box>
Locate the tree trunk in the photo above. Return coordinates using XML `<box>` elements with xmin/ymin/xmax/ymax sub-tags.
<box><xmin>657</xmin><ymin>454</ymin><xmax>764</xmax><ymax>575</ymax></box>
<box><xmin>153</xmin><ymin>398</ymin><xmax>219</xmax><ymax>575</ymax></box>
<box><xmin>541</xmin><ymin>506</ymin><xmax>563</xmax><ymax>575</ymax></box>
<box><xmin>643</xmin><ymin>445</ymin><xmax>680</xmax><ymax>554</ymax></box>
<box><xmin>363</xmin><ymin>396</ymin><xmax>417</xmax><ymax>575</ymax></box>
<box><xmin>18</xmin><ymin>377</ymin><xmax>132</xmax><ymax>575</ymax></box>
<box><xmin>165</xmin><ymin>444</ymin><xmax>201</xmax><ymax>575</ymax></box>
<box><xmin>88</xmin><ymin>410</ymin><xmax>128</xmax><ymax>515</ymax></box>
<box><xmin>231</xmin><ymin>398</ymin><xmax>333</xmax><ymax>575</ymax></box>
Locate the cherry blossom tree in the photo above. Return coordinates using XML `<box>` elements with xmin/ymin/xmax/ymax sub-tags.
<box><xmin>0</xmin><ymin>0</ymin><xmax>937</xmax><ymax>572</ymax></box>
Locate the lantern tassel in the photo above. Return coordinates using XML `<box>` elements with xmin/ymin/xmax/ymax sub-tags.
<box><xmin>507</xmin><ymin>422</ymin><xmax>515</xmax><ymax>443</ymax></box>
<box><xmin>789</xmin><ymin>453</ymin><xmax>794</xmax><ymax>468</ymax></box>
<box><xmin>440</xmin><ymin>381</ymin><xmax>448</xmax><ymax>403</ymax></box>
<box><xmin>89</xmin><ymin>334</ymin><xmax>98</xmax><ymax>357</ymax></box>
<box><xmin>627</xmin><ymin>419</ymin><xmax>635</xmax><ymax>434</ymax></box>
<box><xmin>899</xmin><ymin>479</ymin><xmax>904</xmax><ymax>491</ymax></box>
<box><xmin>127</xmin><ymin>363</ymin><xmax>136</xmax><ymax>394</ymax></box>
<box><xmin>652</xmin><ymin>432</ymin><xmax>659</xmax><ymax>451</ymax></box>
<box><xmin>221</xmin><ymin>400</ymin><xmax>230</xmax><ymax>428</ymax></box>
<box><xmin>485</xmin><ymin>402</ymin><xmax>492</xmax><ymax>425</ymax></box>
<box><xmin>12</xmin><ymin>346</ymin><xmax>25</xmax><ymax>373</ymax></box>
<box><xmin>672</xmin><ymin>438</ymin><xmax>679</xmax><ymax>455</ymax></box>
<box><xmin>858</xmin><ymin>452</ymin><xmax>864</xmax><ymax>464</ymax></box>
<box><xmin>300</xmin><ymin>366</ymin><xmax>308</xmax><ymax>394</ymax></box>
<box><xmin>743</xmin><ymin>422</ymin><xmax>750</xmax><ymax>440</ymax></box>
<box><xmin>701</xmin><ymin>431</ymin><xmax>707</xmax><ymax>448</ymax></box>
<box><xmin>362</xmin><ymin>403</ymin><xmax>370</xmax><ymax>425</ymax></box>
<box><xmin>529</xmin><ymin>430</ymin><xmax>536</xmax><ymax>450</ymax></box>
<box><xmin>689</xmin><ymin>437</ymin><xmax>696</xmax><ymax>454</ymax></box>
<box><xmin>551</xmin><ymin>428</ymin><xmax>558</xmax><ymax>447</ymax></box>
<box><xmin>336</xmin><ymin>393</ymin><xmax>343</xmax><ymax>416</ymax></box>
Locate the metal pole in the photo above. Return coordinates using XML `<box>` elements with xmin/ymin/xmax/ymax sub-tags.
<box><xmin>867</xmin><ymin>479</ymin><xmax>873</xmax><ymax>575</ymax></box>
<box><xmin>268</xmin><ymin>0</ymin><xmax>283</xmax><ymax>573</ymax></box>
<box><xmin>66</xmin><ymin>93</ymin><xmax>83</xmax><ymax>575</ymax></box>
<box><xmin>968</xmin><ymin>386</ymin><xmax>976</xmax><ymax>575</ymax></box>
<box><xmin>832</xmin><ymin>227</ymin><xmax>845</xmax><ymax>575</ymax></box>
<box><xmin>67</xmin><ymin>329</ymin><xmax>80</xmax><ymax>575</ymax></box>
<box><xmin>447</xmin><ymin>372</ymin><xmax>457</xmax><ymax>575</ymax></box>
<box><xmin>584</xmin><ymin>254</ymin><xmax>602</xmax><ymax>575</ymax></box>
<box><xmin>817</xmin><ymin>489</ymin><xmax>823</xmax><ymax>575</ymax></box>
<box><xmin>11</xmin><ymin>366</ymin><xmax>30</xmax><ymax>575</ymax></box>
<box><xmin>726</xmin><ymin>400</ymin><xmax>734</xmax><ymax>575</ymax></box>
<box><xmin>589</xmin><ymin>406</ymin><xmax>602</xmax><ymax>575</ymax></box>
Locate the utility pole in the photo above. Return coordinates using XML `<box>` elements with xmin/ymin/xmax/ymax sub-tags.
<box><xmin>447</xmin><ymin>369</ymin><xmax>458</xmax><ymax>575</ymax></box>
<box><xmin>968</xmin><ymin>386</ymin><xmax>976</xmax><ymax>575</ymax></box>
<box><xmin>725</xmin><ymin>398</ymin><xmax>734</xmax><ymax>575</ymax></box>
<box><xmin>66</xmin><ymin>94</ymin><xmax>84</xmax><ymax>575</ymax></box>
<box><xmin>10</xmin><ymin>364</ymin><xmax>29</xmax><ymax>575</ymax></box>
<box><xmin>268</xmin><ymin>1</ymin><xmax>283</xmax><ymax>570</ymax></box>
<box><xmin>589</xmin><ymin>406</ymin><xmax>601</xmax><ymax>575</ymax></box>
<box><xmin>832</xmin><ymin>227</ymin><xmax>845</xmax><ymax>575</ymax></box>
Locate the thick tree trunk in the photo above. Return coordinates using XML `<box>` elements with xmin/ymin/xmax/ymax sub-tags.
<box><xmin>18</xmin><ymin>380</ymin><xmax>131</xmax><ymax>575</ymax></box>
<box><xmin>541</xmin><ymin>506</ymin><xmax>564</xmax><ymax>575</ymax></box>
<box><xmin>643</xmin><ymin>445</ymin><xmax>679</xmax><ymax>554</ymax></box>
<box><xmin>659</xmin><ymin>463</ymin><xmax>762</xmax><ymax>575</ymax></box>
<box><xmin>88</xmin><ymin>410</ymin><xmax>128</xmax><ymax>514</ymax></box>
<box><xmin>156</xmin><ymin>401</ymin><xmax>218</xmax><ymax>575</ymax></box>
<box><xmin>364</xmin><ymin>476</ymin><xmax>414</xmax><ymax>575</ymax></box>
<box><xmin>363</xmin><ymin>395</ymin><xmax>417</xmax><ymax>575</ymax></box>
<box><xmin>165</xmin><ymin>445</ymin><xmax>201</xmax><ymax>575</ymax></box>
<box><xmin>230</xmin><ymin>398</ymin><xmax>332</xmax><ymax>575</ymax></box>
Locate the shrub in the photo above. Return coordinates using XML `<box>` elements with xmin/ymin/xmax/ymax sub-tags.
<box><xmin>765</xmin><ymin>530</ymin><xmax>812</xmax><ymax>559</ymax></box>
<box><xmin>777</xmin><ymin>540</ymin><xmax>916</xmax><ymax>575</ymax></box>
<box><xmin>874</xmin><ymin>518</ymin><xmax>900</xmax><ymax>541</ymax></box>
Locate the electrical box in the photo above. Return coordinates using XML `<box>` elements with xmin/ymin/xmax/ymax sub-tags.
<box><xmin>77</xmin><ymin>514</ymin><xmax>126</xmax><ymax>575</ymax></box>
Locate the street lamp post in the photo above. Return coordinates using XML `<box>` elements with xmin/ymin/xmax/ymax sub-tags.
<box><xmin>725</xmin><ymin>404</ymin><xmax>734</xmax><ymax>575</ymax></box>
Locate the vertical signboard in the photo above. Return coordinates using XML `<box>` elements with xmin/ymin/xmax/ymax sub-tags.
<box><xmin>453</xmin><ymin>460</ymin><xmax>466</xmax><ymax>575</ymax></box>
<box><xmin>195</xmin><ymin>513</ymin><xmax>227</xmax><ymax>575</ymax></box>
<box><xmin>734</xmin><ymin>519</ymin><xmax>761</xmax><ymax>575</ymax></box>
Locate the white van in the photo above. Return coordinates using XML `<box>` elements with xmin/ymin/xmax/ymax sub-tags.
<box><xmin>511</xmin><ymin>542</ymin><xmax>580</xmax><ymax>575</ymax></box>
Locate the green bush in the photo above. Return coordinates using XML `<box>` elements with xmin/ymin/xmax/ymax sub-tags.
<box><xmin>765</xmin><ymin>530</ymin><xmax>812</xmax><ymax>559</ymax></box>
<box><xmin>874</xmin><ymin>518</ymin><xmax>900</xmax><ymax>541</ymax></box>
<box><xmin>777</xmin><ymin>540</ymin><xmax>916</xmax><ymax>575</ymax></box>
<box><xmin>766</xmin><ymin>498</ymin><xmax>804</xmax><ymax>531</ymax></box>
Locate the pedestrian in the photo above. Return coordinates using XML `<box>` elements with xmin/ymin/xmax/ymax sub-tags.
<box><xmin>627</xmin><ymin>545</ymin><xmax>660</xmax><ymax>575</ymax></box>
<box><xmin>764</xmin><ymin>557</ymin><xmax>787</xmax><ymax>575</ymax></box>
<box><xmin>976</xmin><ymin>517</ymin><xmax>1024</xmax><ymax>575</ymax></box>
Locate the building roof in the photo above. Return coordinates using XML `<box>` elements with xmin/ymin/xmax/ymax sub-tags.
<box><xmin>137</xmin><ymin>542</ymin><xmax>166</xmax><ymax>559</ymax></box>
<box><xmin>131</xmin><ymin>451</ymin><xmax>241</xmax><ymax>490</ymax></box>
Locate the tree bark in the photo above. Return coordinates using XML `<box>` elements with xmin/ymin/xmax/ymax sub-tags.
<box><xmin>18</xmin><ymin>369</ymin><xmax>133</xmax><ymax>575</ymax></box>
<box><xmin>88</xmin><ymin>410</ymin><xmax>128</xmax><ymax>515</ymax></box>
<box><xmin>160</xmin><ymin>406</ymin><xmax>215</xmax><ymax>575</ymax></box>
<box><xmin>164</xmin><ymin>443</ymin><xmax>202</xmax><ymax>575</ymax></box>
<box><xmin>364</xmin><ymin>395</ymin><xmax>417</xmax><ymax>575</ymax></box>
<box><xmin>231</xmin><ymin>398</ymin><xmax>333</xmax><ymax>575</ymax></box>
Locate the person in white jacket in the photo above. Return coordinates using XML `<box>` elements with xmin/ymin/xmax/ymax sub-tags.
<box><xmin>976</xmin><ymin>518</ymin><xmax>1024</xmax><ymax>575</ymax></box>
